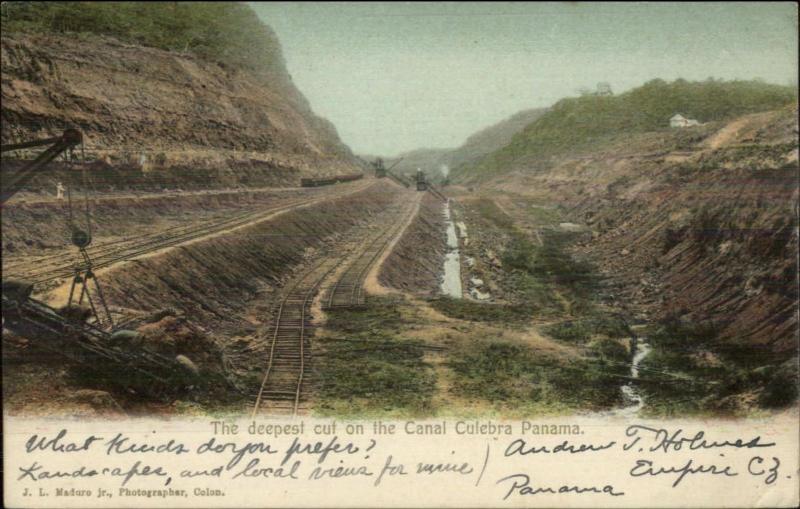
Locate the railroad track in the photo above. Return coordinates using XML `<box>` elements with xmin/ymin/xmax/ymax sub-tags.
<box><xmin>252</xmin><ymin>191</ymin><xmax>419</xmax><ymax>416</ymax></box>
<box><xmin>251</xmin><ymin>257</ymin><xmax>340</xmax><ymax>416</ymax></box>
<box><xmin>4</xmin><ymin>182</ymin><xmax>373</xmax><ymax>285</ymax></box>
<box><xmin>324</xmin><ymin>198</ymin><xmax>418</xmax><ymax>309</ymax></box>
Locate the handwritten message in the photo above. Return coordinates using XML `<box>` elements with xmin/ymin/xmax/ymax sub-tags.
<box><xmin>5</xmin><ymin>417</ymin><xmax>799</xmax><ymax>507</ymax></box>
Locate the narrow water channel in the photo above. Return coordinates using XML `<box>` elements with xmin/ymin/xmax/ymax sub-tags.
<box><xmin>440</xmin><ymin>200</ymin><xmax>463</xmax><ymax>298</ymax></box>
<box><xmin>617</xmin><ymin>338</ymin><xmax>652</xmax><ymax>417</ymax></box>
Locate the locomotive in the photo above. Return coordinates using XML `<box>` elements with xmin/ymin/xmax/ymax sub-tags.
<box><xmin>415</xmin><ymin>168</ymin><xmax>428</xmax><ymax>191</ymax></box>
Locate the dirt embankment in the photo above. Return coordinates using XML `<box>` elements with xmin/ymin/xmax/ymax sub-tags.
<box><xmin>1</xmin><ymin>33</ymin><xmax>362</xmax><ymax>187</ymax></box>
<box><xmin>98</xmin><ymin>182</ymin><xmax>399</xmax><ymax>329</ymax></box>
<box><xmin>489</xmin><ymin>106</ymin><xmax>799</xmax><ymax>356</ymax></box>
<box><xmin>378</xmin><ymin>193</ymin><xmax>447</xmax><ymax>295</ymax></box>
<box><xmin>1</xmin><ymin>185</ymin><xmax>333</xmax><ymax>256</ymax></box>
<box><xmin>4</xmin><ymin>181</ymin><xmax>406</xmax><ymax>416</ymax></box>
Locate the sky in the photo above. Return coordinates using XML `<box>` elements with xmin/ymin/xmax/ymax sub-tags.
<box><xmin>251</xmin><ymin>2</ymin><xmax>798</xmax><ymax>156</ymax></box>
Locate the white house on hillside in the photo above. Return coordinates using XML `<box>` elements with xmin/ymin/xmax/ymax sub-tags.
<box><xmin>670</xmin><ymin>113</ymin><xmax>701</xmax><ymax>128</ymax></box>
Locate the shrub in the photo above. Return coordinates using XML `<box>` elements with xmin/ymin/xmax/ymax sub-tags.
<box><xmin>447</xmin><ymin>341</ymin><xmax>627</xmax><ymax>410</ymax></box>
<box><xmin>429</xmin><ymin>296</ymin><xmax>533</xmax><ymax>323</ymax></box>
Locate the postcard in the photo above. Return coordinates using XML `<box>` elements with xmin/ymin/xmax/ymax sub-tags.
<box><xmin>2</xmin><ymin>2</ymin><xmax>798</xmax><ymax>507</ymax></box>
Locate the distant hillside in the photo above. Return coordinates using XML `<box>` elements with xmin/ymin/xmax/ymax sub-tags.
<box><xmin>456</xmin><ymin>79</ymin><xmax>798</xmax><ymax>182</ymax></box>
<box><xmin>448</xmin><ymin>108</ymin><xmax>547</xmax><ymax>169</ymax></box>
<box><xmin>379</xmin><ymin>148</ymin><xmax>453</xmax><ymax>179</ymax></box>
<box><xmin>382</xmin><ymin>108</ymin><xmax>547</xmax><ymax>181</ymax></box>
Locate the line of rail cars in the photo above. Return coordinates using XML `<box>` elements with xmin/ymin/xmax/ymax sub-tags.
<box><xmin>300</xmin><ymin>173</ymin><xmax>364</xmax><ymax>187</ymax></box>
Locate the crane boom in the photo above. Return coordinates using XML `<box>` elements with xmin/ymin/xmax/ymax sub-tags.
<box><xmin>386</xmin><ymin>157</ymin><xmax>404</xmax><ymax>171</ymax></box>
<box><xmin>1</xmin><ymin>129</ymin><xmax>82</xmax><ymax>204</ymax></box>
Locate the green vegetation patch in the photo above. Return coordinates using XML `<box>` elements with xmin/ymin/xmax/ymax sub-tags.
<box><xmin>524</xmin><ymin>205</ymin><xmax>563</xmax><ymax>226</ymax></box>
<box><xmin>501</xmin><ymin>230</ymin><xmax>599</xmax><ymax>314</ymax></box>
<box><xmin>459</xmin><ymin>78</ymin><xmax>797</xmax><ymax>181</ymax></box>
<box><xmin>449</xmin><ymin>201</ymin><xmax>601</xmax><ymax>320</ymax></box>
<box><xmin>315</xmin><ymin>296</ymin><xmax>435</xmax><ymax>417</ymax></box>
<box><xmin>503</xmin><ymin>231</ymin><xmax>597</xmax><ymax>291</ymax></box>
<box><xmin>638</xmin><ymin>318</ymin><xmax>799</xmax><ymax>416</ymax></box>
<box><xmin>1</xmin><ymin>2</ymin><xmax>286</xmax><ymax>75</ymax></box>
<box><xmin>447</xmin><ymin>340</ymin><xmax>628</xmax><ymax>411</ymax></box>
<box><xmin>324</xmin><ymin>297</ymin><xmax>406</xmax><ymax>334</ymax></box>
<box><xmin>543</xmin><ymin>315</ymin><xmax>630</xmax><ymax>344</ymax></box>
<box><xmin>470</xmin><ymin>198</ymin><xmax>516</xmax><ymax>231</ymax></box>
<box><xmin>429</xmin><ymin>296</ymin><xmax>532</xmax><ymax>324</ymax></box>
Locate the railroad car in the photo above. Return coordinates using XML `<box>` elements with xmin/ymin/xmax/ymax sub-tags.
<box><xmin>300</xmin><ymin>173</ymin><xmax>364</xmax><ymax>187</ymax></box>
<box><xmin>335</xmin><ymin>173</ymin><xmax>364</xmax><ymax>183</ymax></box>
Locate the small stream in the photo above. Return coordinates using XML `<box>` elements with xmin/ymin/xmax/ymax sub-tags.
<box><xmin>440</xmin><ymin>200</ymin><xmax>463</xmax><ymax>298</ymax></box>
<box><xmin>616</xmin><ymin>338</ymin><xmax>652</xmax><ymax>417</ymax></box>
<box><xmin>437</xmin><ymin>199</ymin><xmax>653</xmax><ymax>415</ymax></box>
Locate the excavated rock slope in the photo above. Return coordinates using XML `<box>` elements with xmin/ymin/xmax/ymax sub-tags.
<box><xmin>1</xmin><ymin>33</ymin><xmax>361</xmax><ymax>185</ymax></box>
<box><xmin>490</xmin><ymin>106</ymin><xmax>799</xmax><ymax>356</ymax></box>
<box><xmin>100</xmin><ymin>183</ymin><xmax>398</xmax><ymax>327</ymax></box>
<box><xmin>379</xmin><ymin>193</ymin><xmax>447</xmax><ymax>295</ymax></box>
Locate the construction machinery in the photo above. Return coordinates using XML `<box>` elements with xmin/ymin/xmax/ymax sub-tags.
<box><xmin>1</xmin><ymin>128</ymin><xmax>207</xmax><ymax>398</ymax></box>
<box><xmin>373</xmin><ymin>156</ymin><xmax>405</xmax><ymax>179</ymax></box>
<box><xmin>363</xmin><ymin>156</ymin><xmax>410</xmax><ymax>187</ymax></box>
<box><xmin>373</xmin><ymin>157</ymin><xmax>387</xmax><ymax>178</ymax></box>
<box><xmin>1</xmin><ymin>128</ymin><xmax>82</xmax><ymax>204</ymax></box>
<box><xmin>415</xmin><ymin>168</ymin><xmax>428</xmax><ymax>191</ymax></box>
<box><xmin>413</xmin><ymin>168</ymin><xmax>447</xmax><ymax>200</ymax></box>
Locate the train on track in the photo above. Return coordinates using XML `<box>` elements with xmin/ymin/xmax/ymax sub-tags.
<box><xmin>300</xmin><ymin>173</ymin><xmax>364</xmax><ymax>188</ymax></box>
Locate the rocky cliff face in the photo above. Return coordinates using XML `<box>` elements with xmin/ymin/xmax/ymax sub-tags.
<box><xmin>1</xmin><ymin>33</ymin><xmax>361</xmax><ymax>186</ymax></box>
<box><xmin>489</xmin><ymin>106</ymin><xmax>798</xmax><ymax>356</ymax></box>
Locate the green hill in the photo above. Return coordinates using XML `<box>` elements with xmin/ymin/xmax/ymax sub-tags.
<box><xmin>448</xmin><ymin>108</ymin><xmax>548</xmax><ymax>169</ymax></box>
<box><xmin>457</xmin><ymin>79</ymin><xmax>797</xmax><ymax>181</ymax></box>
<box><xmin>383</xmin><ymin>108</ymin><xmax>548</xmax><ymax>181</ymax></box>
<box><xmin>0</xmin><ymin>2</ymin><xmax>285</xmax><ymax>75</ymax></box>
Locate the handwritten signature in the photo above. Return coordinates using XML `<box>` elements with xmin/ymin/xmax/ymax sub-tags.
<box><xmin>623</xmin><ymin>425</ymin><xmax>776</xmax><ymax>453</ymax></box>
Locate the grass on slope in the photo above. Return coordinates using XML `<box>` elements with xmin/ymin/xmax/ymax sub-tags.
<box><xmin>638</xmin><ymin>318</ymin><xmax>799</xmax><ymax>417</ymax></box>
<box><xmin>431</xmin><ymin>197</ymin><xmax>599</xmax><ymax>322</ymax></box>
<box><xmin>1</xmin><ymin>2</ymin><xmax>285</xmax><ymax>75</ymax></box>
<box><xmin>447</xmin><ymin>339</ymin><xmax>629</xmax><ymax>411</ymax></box>
<box><xmin>314</xmin><ymin>296</ymin><xmax>436</xmax><ymax>417</ymax></box>
<box><xmin>459</xmin><ymin>79</ymin><xmax>797</xmax><ymax>181</ymax></box>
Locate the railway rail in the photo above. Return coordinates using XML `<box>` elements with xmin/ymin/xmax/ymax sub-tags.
<box><xmin>251</xmin><ymin>257</ymin><xmax>340</xmax><ymax>416</ymax></box>
<box><xmin>324</xmin><ymin>198</ymin><xmax>418</xmax><ymax>309</ymax></box>
<box><xmin>4</xmin><ymin>181</ymin><xmax>373</xmax><ymax>285</ymax></box>
<box><xmin>251</xmin><ymin>191</ymin><xmax>419</xmax><ymax>416</ymax></box>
